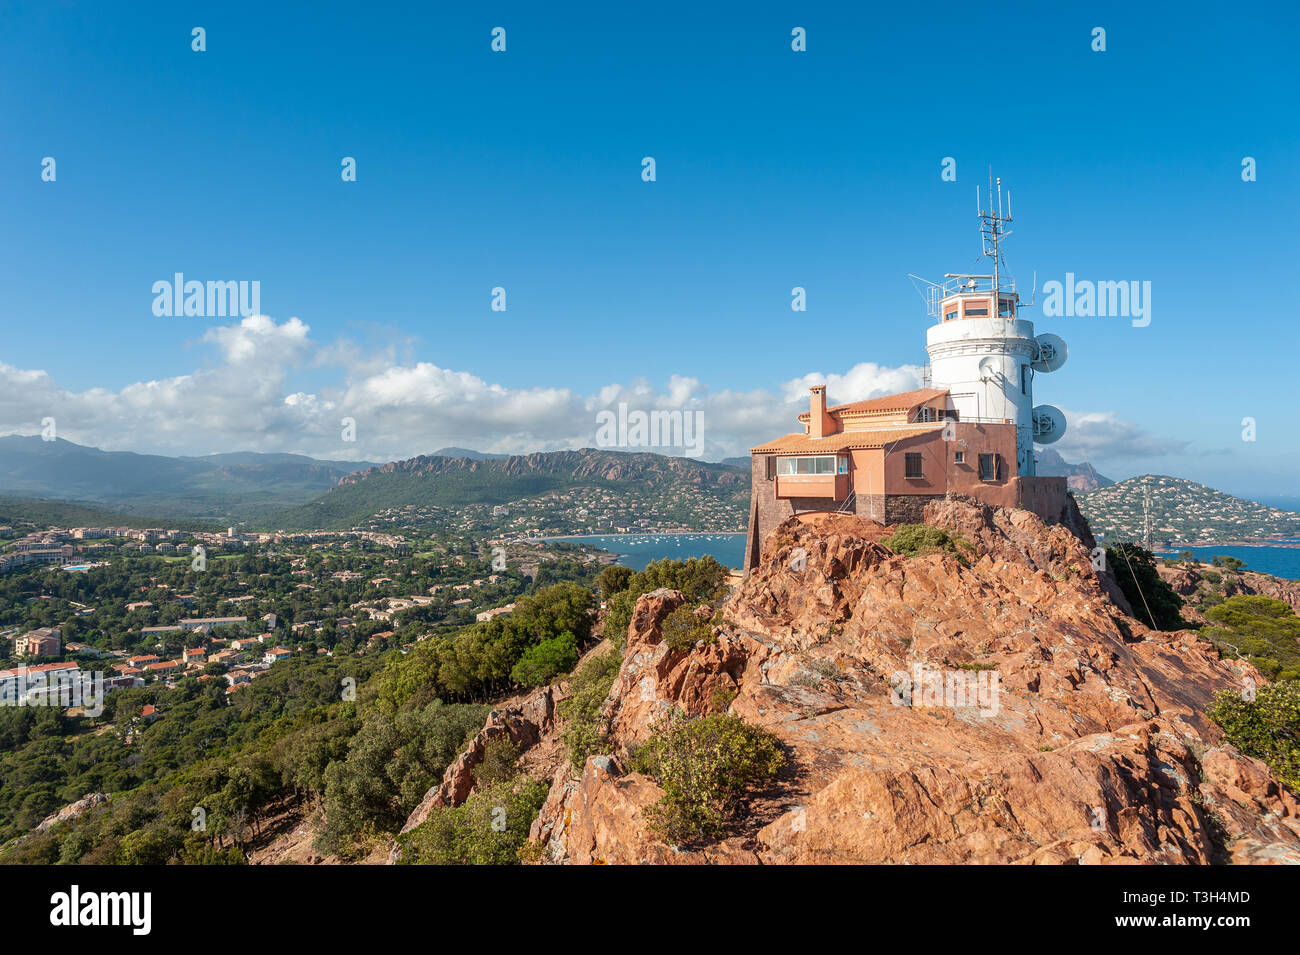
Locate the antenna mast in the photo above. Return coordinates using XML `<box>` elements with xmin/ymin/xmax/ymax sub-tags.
<box><xmin>977</xmin><ymin>168</ymin><xmax>1014</xmax><ymax>300</ymax></box>
<box><xmin>1142</xmin><ymin>483</ymin><xmax>1153</xmax><ymax>550</ymax></box>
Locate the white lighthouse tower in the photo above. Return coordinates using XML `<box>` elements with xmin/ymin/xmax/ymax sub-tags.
<box><xmin>914</xmin><ymin>174</ymin><xmax>1066</xmax><ymax>477</ymax></box>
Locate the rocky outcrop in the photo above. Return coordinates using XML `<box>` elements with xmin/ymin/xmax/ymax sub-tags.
<box><xmin>526</xmin><ymin>498</ymin><xmax>1300</xmax><ymax>864</ymax></box>
<box><xmin>1159</xmin><ymin>561</ymin><xmax>1300</xmax><ymax>624</ymax></box>
<box><xmin>340</xmin><ymin>448</ymin><xmax>743</xmax><ymax>488</ymax></box>
<box><xmin>601</xmin><ymin>588</ymin><xmax>759</xmax><ymax>747</ymax></box>
<box><xmin>396</xmin><ymin>685</ymin><xmax>560</xmax><ymax>844</ymax></box>
<box><xmin>34</xmin><ymin>793</ymin><xmax>108</xmax><ymax>835</ymax></box>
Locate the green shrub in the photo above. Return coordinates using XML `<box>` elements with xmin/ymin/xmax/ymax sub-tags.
<box><xmin>372</xmin><ymin>583</ymin><xmax>595</xmax><ymax>708</ymax></box>
<box><xmin>1208</xmin><ymin>681</ymin><xmax>1300</xmax><ymax>792</ymax></box>
<box><xmin>601</xmin><ymin>557</ymin><xmax>727</xmax><ymax>649</ymax></box>
<box><xmin>117</xmin><ymin>825</ymin><xmax>183</xmax><ymax>865</ymax></box>
<box><xmin>710</xmin><ymin>683</ymin><xmax>738</xmax><ymax>713</ymax></box>
<box><xmin>472</xmin><ymin>737</ymin><xmax>521</xmax><ymax>789</ymax></box>
<box><xmin>660</xmin><ymin>604</ymin><xmax>716</xmax><ymax>652</ymax></box>
<box><xmin>318</xmin><ymin>701</ymin><xmax>487</xmax><ymax>854</ymax></box>
<box><xmin>509</xmin><ymin>632</ymin><xmax>579</xmax><ymax>687</ymax></box>
<box><xmin>602</xmin><ymin>589</ymin><xmax>637</xmax><ymax>649</ymax></box>
<box><xmin>882</xmin><ymin>524</ymin><xmax>975</xmax><ymax>565</ymax></box>
<box><xmin>1201</xmin><ymin>595</ymin><xmax>1300</xmax><ymax>682</ymax></box>
<box><xmin>559</xmin><ymin>650</ymin><xmax>622</xmax><ymax>771</ymax></box>
<box><xmin>632</xmin><ymin>712</ymin><xmax>784</xmax><ymax>844</ymax></box>
<box><xmin>1106</xmin><ymin>543</ymin><xmax>1187</xmax><ymax>631</ymax></box>
<box><xmin>596</xmin><ymin>565</ymin><xmax>635</xmax><ymax>598</ymax></box>
<box><xmin>397</xmin><ymin>777</ymin><xmax>549</xmax><ymax>865</ymax></box>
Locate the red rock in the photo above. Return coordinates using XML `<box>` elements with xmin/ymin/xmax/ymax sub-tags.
<box><xmin>519</xmin><ymin>497</ymin><xmax>1299</xmax><ymax>864</ymax></box>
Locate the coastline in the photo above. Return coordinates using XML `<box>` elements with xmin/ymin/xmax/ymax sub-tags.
<box><xmin>533</xmin><ymin>530</ymin><xmax>744</xmax><ymax>542</ymax></box>
<box><xmin>1154</xmin><ymin>538</ymin><xmax>1300</xmax><ymax>549</ymax></box>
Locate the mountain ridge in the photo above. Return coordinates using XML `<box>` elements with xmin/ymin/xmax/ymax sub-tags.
<box><xmin>267</xmin><ymin>448</ymin><xmax>748</xmax><ymax>531</ymax></box>
<box><xmin>0</xmin><ymin>435</ymin><xmax>377</xmax><ymax>522</ymax></box>
<box><xmin>1034</xmin><ymin>447</ymin><xmax>1112</xmax><ymax>491</ymax></box>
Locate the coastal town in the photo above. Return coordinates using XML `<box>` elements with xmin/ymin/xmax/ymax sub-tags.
<box><xmin>0</xmin><ymin>516</ymin><xmax>600</xmax><ymax>725</ymax></box>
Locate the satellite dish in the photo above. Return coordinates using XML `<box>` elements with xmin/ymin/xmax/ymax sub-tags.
<box><xmin>1031</xmin><ymin>333</ymin><xmax>1068</xmax><ymax>373</ymax></box>
<box><xmin>977</xmin><ymin>357</ymin><xmax>999</xmax><ymax>381</ymax></box>
<box><xmin>1032</xmin><ymin>404</ymin><xmax>1066</xmax><ymax>444</ymax></box>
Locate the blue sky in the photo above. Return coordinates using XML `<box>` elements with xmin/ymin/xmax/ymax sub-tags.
<box><xmin>1</xmin><ymin>0</ymin><xmax>1297</xmax><ymax>499</ymax></box>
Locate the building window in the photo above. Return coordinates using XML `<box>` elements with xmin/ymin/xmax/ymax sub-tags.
<box><xmin>954</xmin><ymin>451</ymin><xmax>965</xmax><ymax>464</ymax></box>
<box><xmin>979</xmin><ymin>453</ymin><xmax>1001</xmax><ymax>481</ymax></box>
<box><xmin>777</xmin><ymin>455</ymin><xmax>837</xmax><ymax>475</ymax></box>
<box><xmin>905</xmin><ymin>453</ymin><xmax>923</xmax><ymax>478</ymax></box>
<box><xmin>999</xmin><ymin>299</ymin><xmax>1015</xmax><ymax>317</ymax></box>
<box><xmin>765</xmin><ymin>456</ymin><xmax>776</xmax><ymax>480</ymax></box>
<box><xmin>837</xmin><ymin>456</ymin><xmax>849</xmax><ymax>474</ymax></box>
<box><xmin>1020</xmin><ymin>365</ymin><xmax>1029</xmax><ymax>395</ymax></box>
<box><xmin>944</xmin><ymin>308</ymin><xmax>957</xmax><ymax>322</ymax></box>
<box><xmin>964</xmin><ymin>305</ymin><xmax>989</xmax><ymax>317</ymax></box>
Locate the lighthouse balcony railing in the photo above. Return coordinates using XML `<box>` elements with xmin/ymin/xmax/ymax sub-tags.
<box><xmin>909</xmin><ymin>410</ymin><xmax>1015</xmax><ymax>427</ymax></box>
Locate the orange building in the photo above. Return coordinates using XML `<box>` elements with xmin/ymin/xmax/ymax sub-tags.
<box><xmin>743</xmin><ymin>182</ymin><xmax>1073</xmax><ymax>572</ymax></box>
<box><xmin>743</xmin><ymin>385</ymin><xmax>1068</xmax><ymax>572</ymax></box>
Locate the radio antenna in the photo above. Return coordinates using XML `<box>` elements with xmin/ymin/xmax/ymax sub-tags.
<box><xmin>977</xmin><ymin>168</ymin><xmax>1014</xmax><ymax>300</ymax></box>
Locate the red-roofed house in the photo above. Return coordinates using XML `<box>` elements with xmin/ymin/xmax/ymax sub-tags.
<box><xmin>743</xmin><ymin>382</ymin><xmax>1071</xmax><ymax>571</ymax></box>
<box><xmin>743</xmin><ymin>205</ymin><xmax>1080</xmax><ymax>572</ymax></box>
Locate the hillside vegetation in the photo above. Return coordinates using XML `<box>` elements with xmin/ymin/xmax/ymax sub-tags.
<box><xmin>0</xmin><ymin>436</ymin><xmax>374</xmax><ymax>522</ymax></box>
<box><xmin>265</xmin><ymin>449</ymin><xmax>748</xmax><ymax>532</ymax></box>
<box><xmin>1079</xmin><ymin>474</ymin><xmax>1300</xmax><ymax>544</ymax></box>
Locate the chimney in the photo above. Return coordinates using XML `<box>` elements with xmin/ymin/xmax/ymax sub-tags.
<box><xmin>809</xmin><ymin>385</ymin><xmax>834</xmax><ymax>438</ymax></box>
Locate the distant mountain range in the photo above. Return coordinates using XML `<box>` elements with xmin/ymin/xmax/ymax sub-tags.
<box><xmin>0</xmin><ymin>494</ymin><xmax>222</xmax><ymax>532</ymax></box>
<box><xmin>1034</xmin><ymin>448</ymin><xmax>1112</xmax><ymax>491</ymax></box>
<box><xmin>1077</xmin><ymin>475</ymin><xmax>1300</xmax><ymax>545</ymax></box>
<box><xmin>265</xmin><ymin>448</ymin><xmax>748</xmax><ymax>531</ymax></box>
<box><xmin>6</xmin><ymin>438</ymin><xmax>1290</xmax><ymax>546</ymax></box>
<box><xmin>430</xmin><ymin>447</ymin><xmax>510</xmax><ymax>460</ymax></box>
<box><xmin>0</xmin><ymin>436</ymin><xmax>376</xmax><ymax>522</ymax></box>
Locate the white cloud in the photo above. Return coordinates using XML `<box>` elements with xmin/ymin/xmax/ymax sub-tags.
<box><xmin>1055</xmin><ymin>410</ymin><xmax>1189</xmax><ymax>460</ymax></box>
<box><xmin>0</xmin><ymin>315</ymin><xmax>1177</xmax><ymax>469</ymax></box>
<box><xmin>781</xmin><ymin>362</ymin><xmax>924</xmax><ymax>406</ymax></box>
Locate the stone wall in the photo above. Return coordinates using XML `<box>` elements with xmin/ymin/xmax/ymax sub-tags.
<box><xmin>884</xmin><ymin>494</ymin><xmax>943</xmax><ymax>525</ymax></box>
<box><xmin>1017</xmin><ymin>476</ymin><xmax>1069</xmax><ymax>524</ymax></box>
<box><xmin>745</xmin><ymin>456</ymin><xmax>794</xmax><ymax>573</ymax></box>
<box><xmin>743</xmin><ymin>457</ymin><xmax>1068</xmax><ymax>573</ymax></box>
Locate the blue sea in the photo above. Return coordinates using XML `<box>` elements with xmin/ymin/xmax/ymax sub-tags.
<box><xmin>554</xmin><ymin>533</ymin><xmax>1300</xmax><ymax>580</ymax></box>
<box><xmin>1154</xmin><ymin>542</ymin><xmax>1300</xmax><ymax>581</ymax></box>
<box><xmin>550</xmin><ymin>533</ymin><xmax>747</xmax><ymax>571</ymax></box>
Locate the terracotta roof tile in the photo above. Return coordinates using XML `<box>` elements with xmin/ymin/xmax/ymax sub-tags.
<box><xmin>797</xmin><ymin>388</ymin><xmax>949</xmax><ymax>422</ymax></box>
<box><xmin>750</xmin><ymin>425</ymin><xmax>944</xmax><ymax>454</ymax></box>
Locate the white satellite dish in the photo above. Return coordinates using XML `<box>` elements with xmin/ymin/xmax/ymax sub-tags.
<box><xmin>1032</xmin><ymin>404</ymin><xmax>1066</xmax><ymax>444</ymax></box>
<box><xmin>1031</xmin><ymin>333</ymin><xmax>1068</xmax><ymax>373</ymax></box>
<box><xmin>977</xmin><ymin>356</ymin><xmax>999</xmax><ymax>381</ymax></box>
